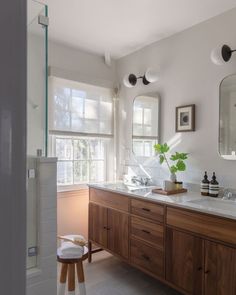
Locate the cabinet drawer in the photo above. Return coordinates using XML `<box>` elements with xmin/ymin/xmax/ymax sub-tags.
<box><xmin>131</xmin><ymin>217</ymin><xmax>164</xmax><ymax>249</ymax></box>
<box><xmin>167</xmin><ymin>207</ymin><xmax>236</xmax><ymax>245</ymax></box>
<box><xmin>90</xmin><ymin>188</ymin><xmax>129</xmax><ymax>212</ymax></box>
<box><xmin>131</xmin><ymin>199</ymin><xmax>164</xmax><ymax>223</ymax></box>
<box><xmin>130</xmin><ymin>238</ymin><xmax>164</xmax><ymax>277</ymax></box>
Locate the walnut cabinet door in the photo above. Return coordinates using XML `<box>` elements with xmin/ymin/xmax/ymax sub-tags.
<box><xmin>89</xmin><ymin>203</ymin><xmax>108</xmax><ymax>248</ymax></box>
<box><xmin>204</xmin><ymin>241</ymin><xmax>236</xmax><ymax>295</ymax></box>
<box><xmin>166</xmin><ymin>227</ymin><xmax>204</xmax><ymax>295</ymax></box>
<box><xmin>107</xmin><ymin>208</ymin><xmax>129</xmax><ymax>259</ymax></box>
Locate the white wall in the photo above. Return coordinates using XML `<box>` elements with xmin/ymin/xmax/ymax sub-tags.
<box><xmin>116</xmin><ymin>8</ymin><xmax>236</xmax><ymax>189</ymax></box>
<box><xmin>49</xmin><ymin>41</ymin><xmax>117</xmax><ymax>88</ymax></box>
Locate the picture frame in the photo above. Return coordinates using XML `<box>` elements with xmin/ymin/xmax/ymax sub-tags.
<box><xmin>176</xmin><ymin>104</ymin><xmax>195</xmax><ymax>132</ymax></box>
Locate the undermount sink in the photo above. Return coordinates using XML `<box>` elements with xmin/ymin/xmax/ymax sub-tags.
<box><xmin>104</xmin><ymin>183</ymin><xmax>153</xmax><ymax>192</ymax></box>
<box><xmin>188</xmin><ymin>198</ymin><xmax>236</xmax><ymax>212</ymax></box>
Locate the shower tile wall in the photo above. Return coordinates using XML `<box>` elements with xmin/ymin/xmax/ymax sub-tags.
<box><xmin>27</xmin><ymin>157</ymin><xmax>57</xmax><ymax>295</ymax></box>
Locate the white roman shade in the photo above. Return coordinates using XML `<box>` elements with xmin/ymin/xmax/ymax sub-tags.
<box><xmin>49</xmin><ymin>77</ymin><xmax>114</xmax><ymax>137</ymax></box>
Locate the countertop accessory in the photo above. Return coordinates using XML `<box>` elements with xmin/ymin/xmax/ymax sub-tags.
<box><xmin>201</xmin><ymin>171</ymin><xmax>209</xmax><ymax>196</ymax></box>
<box><xmin>154</xmin><ymin>143</ymin><xmax>188</xmax><ymax>183</ymax></box>
<box><xmin>163</xmin><ymin>180</ymin><xmax>183</xmax><ymax>191</ymax></box>
<box><xmin>209</xmin><ymin>172</ymin><xmax>219</xmax><ymax>197</ymax></box>
<box><xmin>152</xmin><ymin>187</ymin><xmax>187</xmax><ymax>195</ymax></box>
<box><xmin>176</xmin><ymin>104</ymin><xmax>195</xmax><ymax>132</ymax></box>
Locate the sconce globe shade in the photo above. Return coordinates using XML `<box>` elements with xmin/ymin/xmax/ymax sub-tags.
<box><xmin>211</xmin><ymin>44</ymin><xmax>232</xmax><ymax>65</ymax></box>
<box><xmin>123</xmin><ymin>74</ymin><xmax>137</xmax><ymax>88</ymax></box>
<box><xmin>145</xmin><ymin>68</ymin><xmax>159</xmax><ymax>83</ymax></box>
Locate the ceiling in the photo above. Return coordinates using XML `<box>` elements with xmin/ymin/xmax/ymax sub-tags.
<box><xmin>40</xmin><ymin>0</ymin><xmax>236</xmax><ymax>59</ymax></box>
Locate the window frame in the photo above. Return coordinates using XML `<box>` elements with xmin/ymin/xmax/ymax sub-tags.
<box><xmin>50</xmin><ymin>134</ymin><xmax>113</xmax><ymax>191</ymax></box>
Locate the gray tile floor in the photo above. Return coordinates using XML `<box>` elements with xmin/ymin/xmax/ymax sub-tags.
<box><xmin>58</xmin><ymin>251</ymin><xmax>181</xmax><ymax>295</ymax></box>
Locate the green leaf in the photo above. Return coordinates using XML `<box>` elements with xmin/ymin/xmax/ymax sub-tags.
<box><xmin>176</xmin><ymin>160</ymin><xmax>186</xmax><ymax>171</ymax></box>
<box><xmin>154</xmin><ymin>144</ymin><xmax>162</xmax><ymax>154</ymax></box>
<box><xmin>170</xmin><ymin>165</ymin><xmax>178</xmax><ymax>173</ymax></box>
<box><xmin>159</xmin><ymin>155</ymin><xmax>165</xmax><ymax>164</ymax></box>
<box><xmin>179</xmin><ymin>153</ymin><xmax>188</xmax><ymax>160</ymax></box>
<box><xmin>170</xmin><ymin>152</ymin><xmax>188</xmax><ymax>161</ymax></box>
<box><xmin>154</xmin><ymin>143</ymin><xmax>170</xmax><ymax>154</ymax></box>
<box><xmin>170</xmin><ymin>152</ymin><xmax>178</xmax><ymax>161</ymax></box>
<box><xmin>162</xmin><ymin>143</ymin><xmax>170</xmax><ymax>153</ymax></box>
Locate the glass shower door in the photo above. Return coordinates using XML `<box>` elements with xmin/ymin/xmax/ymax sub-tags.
<box><xmin>27</xmin><ymin>0</ymin><xmax>48</xmax><ymax>269</ymax></box>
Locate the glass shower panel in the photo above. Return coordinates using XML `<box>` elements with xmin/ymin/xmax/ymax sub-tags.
<box><xmin>27</xmin><ymin>0</ymin><xmax>48</xmax><ymax>269</ymax></box>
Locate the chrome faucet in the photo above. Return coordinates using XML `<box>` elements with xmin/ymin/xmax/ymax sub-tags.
<box><xmin>131</xmin><ymin>176</ymin><xmax>152</xmax><ymax>186</ymax></box>
<box><xmin>222</xmin><ymin>189</ymin><xmax>236</xmax><ymax>200</ymax></box>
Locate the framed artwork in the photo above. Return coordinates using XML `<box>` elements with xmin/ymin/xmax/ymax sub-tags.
<box><xmin>176</xmin><ymin>104</ymin><xmax>195</xmax><ymax>132</ymax></box>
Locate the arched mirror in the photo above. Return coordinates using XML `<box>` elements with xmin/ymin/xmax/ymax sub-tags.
<box><xmin>219</xmin><ymin>74</ymin><xmax>236</xmax><ymax>160</ymax></box>
<box><xmin>132</xmin><ymin>94</ymin><xmax>160</xmax><ymax>157</ymax></box>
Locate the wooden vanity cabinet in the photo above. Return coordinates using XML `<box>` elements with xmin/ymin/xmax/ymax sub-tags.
<box><xmin>89</xmin><ymin>188</ymin><xmax>236</xmax><ymax>295</ymax></box>
<box><xmin>89</xmin><ymin>189</ymin><xmax>129</xmax><ymax>259</ymax></box>
<box><xmin>166</xmin><ymin>207</ymin><xmax>236</xmax><ymax>295</ymax></box>
<box><xmin>166</xmin><ymin>228</ymin><xmax>236</xmax><ymax>295</ymax></box>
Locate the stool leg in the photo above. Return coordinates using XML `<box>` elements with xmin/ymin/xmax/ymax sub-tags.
<box><xmin>88</xmin><ymin>241</ymin><xmax>92</xmax><ymax>263</ymax></box>
<box><xmin>68</xmin><ymin>264</ymin><xmax>75</xmax><ymax>295</ymax></box>
<box><xmin>76</xmin><ymin>261</ymin><xmax>86</xmax><ymax>295</ymax></box>
<box><xmin>58</xmin><ymin>263</ymin><xmax>68</xmax><ymax>295</ymax></box>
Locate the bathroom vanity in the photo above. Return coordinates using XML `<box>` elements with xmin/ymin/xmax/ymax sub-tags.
<box><xmin>88</xmin><ymin>183</ymin><xmax>236</xmax><ymax>295</ymax></box>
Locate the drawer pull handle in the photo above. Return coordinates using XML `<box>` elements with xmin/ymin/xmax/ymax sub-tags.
<box><xmin>142</xmin><ymin>229</ymin><xmax>150</xmax><ymax>234</ymax></box>
<box><xmin>142</xmin><ymin>254</ymin><xmax>150</xmax><ymax>261</ymax></box>
<box><xmin>142</xmin><ymin>208</ymin><xmax>151</xmax><ymax>212</ymax></box>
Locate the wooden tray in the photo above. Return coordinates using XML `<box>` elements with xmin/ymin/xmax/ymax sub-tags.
<box><xmin>152</xmin><ymin>188</ymin><xmax>187</xmax><ymax>195</ymax></box>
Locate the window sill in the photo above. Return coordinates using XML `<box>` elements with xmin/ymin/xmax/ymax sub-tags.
<box><xmin>57</xmin><ymin>184</ymin><xmax>88</xmax><ymax>193</ymax></box>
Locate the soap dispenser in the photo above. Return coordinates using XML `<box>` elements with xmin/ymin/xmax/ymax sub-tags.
<box><xmin>201</xmin><ymin>171</ymin><xmax>209</xmax><ymax>196</ymax></box>
<box><xmin>209</xmin><ymin>172</ymin><xmax>219</xmax><ymax>197</ymax></box>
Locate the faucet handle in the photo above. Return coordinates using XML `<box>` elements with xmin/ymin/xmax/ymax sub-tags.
<box><xmin>222</xmin><ymin>189</ymin><xmax>234</xmax><ymax>200</ymax></box>
<box><xmin>143</xmin><ymin>177</ymin><xmax>152</xmax><ymax>186</ymax></box>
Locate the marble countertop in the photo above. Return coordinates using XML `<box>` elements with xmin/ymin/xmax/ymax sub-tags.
<box><xmin>88</xmin><ymin>182</ymin><xmax>236</xmax><ymax>221</ymax></box>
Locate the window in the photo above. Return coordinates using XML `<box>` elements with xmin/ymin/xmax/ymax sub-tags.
<box><xmin>133</xmin><ymin>139</ymin><xmax>157</xmax><ymax>157</ymax></box>
<box><xmin>49</xmin><ymin>77</ymin><xmax>114</xmax><ymax>187</ymax></box>
<box><xmin>132</xmin><ymin>95</ymin><xmax>159</xmax><ymax>157</ymax></box>
<box><xmin>133</xmin><ymin>105</ymin><xmax>153</xmax><ymax>137</ymax></box>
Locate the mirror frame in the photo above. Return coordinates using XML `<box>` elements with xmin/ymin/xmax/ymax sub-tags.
<box><xmin>219</xmin><ymin>73</ymin><xmax>236</xmax><ymax>160</ymax></box>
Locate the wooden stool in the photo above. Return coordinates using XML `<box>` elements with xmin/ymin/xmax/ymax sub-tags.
<box><xmin>57</xmin><ymin>247</ymin><xmax>88</xmax><ymax>295</ymax></box>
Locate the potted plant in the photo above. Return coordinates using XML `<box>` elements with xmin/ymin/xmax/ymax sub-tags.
<box><xmin>154</xmin><ymin>143</ymin><xmax>188</xmax><ymax>183</ymax></box>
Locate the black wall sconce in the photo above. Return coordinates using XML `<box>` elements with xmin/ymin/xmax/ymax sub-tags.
<box><xmin>211</xmin><ymin>44</ymin><xmax>236</xmax><ymax>65</ymax></box>
<box><xmin>123</xmin><ymin>68</ymin><xmax>159</xmax><ymax>88</ymax></box>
